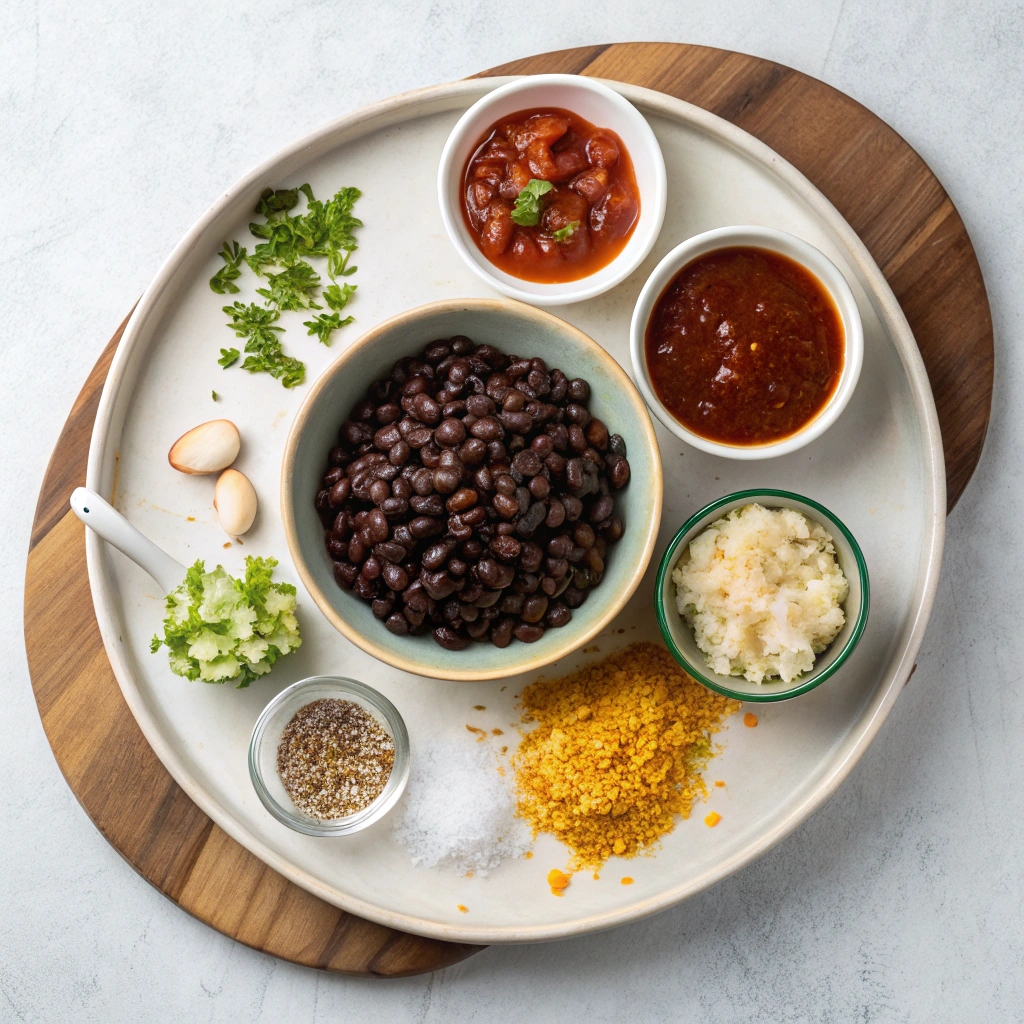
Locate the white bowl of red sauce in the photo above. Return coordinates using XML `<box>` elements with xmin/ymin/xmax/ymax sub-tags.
<box><xmin>438</xmin><ymin>75</ymin><xmax>667</xmax><ymax>306</ymax></box>
<box><xmin>630</xmin><ymin>226</ymin><xmax>864</xmax><ymax>459</ymax></box>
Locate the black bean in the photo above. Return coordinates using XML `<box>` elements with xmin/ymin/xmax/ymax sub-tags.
<box><xmin>585</xmin><ymin>418</ymin><xmax>610</xmax><ymax>450</ymax></box>
<box><xmin>516</xmin><ymin>501</ymin><xmax>547</xmax><ymax>537</ymax></box>
<box><xmin>490</xmin><ymin>534</ymin><xmax>522</xmax><ymax>562</ymax></box>
<box><xmin>513</xmin><ymin>622</ymin><xmax>545</xmax><ymax>643</ymax></box>
<box><xmin>435</xmin><ymin>417</ymin><xmax>466</xmax><ymax>447</ymax></box>
<box><xmin>589</xmin><ymin>496</ymin><xmax>614</xmax><ymax>524</ymax></box>
<box><xmin>563</xmin><ymin>495</ymin><xmax>583</xmax><ymax>521</ymax></box>
<box><xmin>410</xmin><ymin>494</ymin><xmax>444</xmax><ymax>516</ymax></box>
<box><xmin>380</xmin><ymin>496</ymin><xmax>409</xmax><ymax>519</ymax></box>
<box><xmin>407</xmin><ymin>427</ymin><xmax>433</xmax><ymax>449</ymax></box>
<box><xmin>567</xmin><ymin>378</ymin><xmax>590</xmax><ymax>401</ymax></box>
<box><xmin>459</xmin><ymin>438</ymin><xmax>488</xmax><ymax>465</ymax></box>
<box><xmin>433</xmin><ymin>625</ymin><xmax>470</xmax><ymax>650</ymax></box>
<box><xmin>573</xmin><ymin>523</ymin><xmax>596</xmax><ymax>549</ymax></box>
<box><xmin>490</xmin><ymin>618</ymin><xmax>515</xmax><ymax>647</ymax></box>
<box><xmin>442</xmin><ymin>488</ymin><xmax>473</xmax><ymax>513</ymax></box>
<box><xmin>608</xmin><ymin>455</ymin><xmax>631</xmax><ymax>489</ymax></box>
<box><xmin>470</xmin><ymin>416</ymin><xmax>503</xmax><ymax>441</ymax></box>
<box><xmin>512</xmin><ymin>449</ymin><xmax>542</xmax><ymax>476</ymax></box>
<box><xmin>328</xmin><ymin>477</ymin><xmax>352</xmax><ymax>507</ymax></box>
<box><xmin>420</xmin><ymin>443</ymin><xmax>442</xmax><ymax>468</ymax></box>
<box><xmin>410</xmin><ymin>516</ymin><xmax>443</xmax><ymax>538</ymax></box>
<box><xmin>421</xmin><ymin>570</ymin><xmax>456</xmax><ymax>600</ymax></box>
<box><xmin>475</xmin><ymin>588</ymin><xmax>503</xmax><ymax>608</ymax></box>
<box><xmin>543</xmin><ymin>499</ymin><xmax>566</xmax><ymax>528</ymax></box>
<box><xmin>433</xmin><ymin>467</ymin><xmax>460</xmax><ymax>494</ymax></box>
<box><xmin>493</xmin><ymin>493</ymin><xmax>519</xmax><ymax>519</ymax></box>
<box><xmin>566</xmin><ymin>458</ymin><xmax>584</xmax><ymax>491</ymax></box>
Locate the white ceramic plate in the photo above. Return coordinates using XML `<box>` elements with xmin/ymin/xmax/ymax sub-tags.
<box><xmin>83</xmin><ymin>78</ymin><xmax>944</xmax><ymax>944</ymax></box>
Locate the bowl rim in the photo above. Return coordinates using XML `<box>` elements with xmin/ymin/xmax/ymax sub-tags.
<box><xmin>248</xmin><ymin>675</ymin><xmax>411</xmax><ymax>836</ymax></box>
<box><xmin>281</xmin><ymin>296</ymin><xmax>664</xmax><ymax>681</ymax></box>
<box><xmin>437</xmin><ymin>73</ymin><xmax>668</xmax><ymax>306</ymax></box>
<box><xmin>654</xmin><ymin>488</ymin><xmax>871</xmax><ymax>703</ymax></box>
<box><xmin>629</xmin><ymin>225</ymin><xmax>865</xmax><ymax>459</ymax></box>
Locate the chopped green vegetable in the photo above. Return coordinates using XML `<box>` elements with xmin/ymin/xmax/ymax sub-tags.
<box><xmin>255</xmin><ymin>261</ymin><xmax>323</xmax><ymax>311</ymax></box>
<box><xmin>209</xmin><ymin>241</ymin><xmax>248</xmax><ymax>294</ymax></box>
<box><xmin>222</xmin><ymin>302</ymin><xmax>305</xmax><ymax>388</ymax></box>
<box><xmin>303</xmin><ymin>311</ymin><xmax>354</xmax><ymax>345</ymax></box>
<box><xmin>324</xmin><ymin>282</ymin><xmax>357</xmax><ymax>311</ymax></box>
<box><xmin>213</xmin><ymin>183</ymin><xmax>362</xmax><ymax>386</ymax></box>
<box><xmin>211</xmin><ymin>390</ymin><xmax>219</xmax><ymax>401</ymax></box>
<box><xmin>511</xmin><ymin>179</ymin><xmax>554</xmax><ymax>227</ymax></box>
<box><xmin>254</xmin><ymin>186</ymin><xmax>302</xmax><ymax>219</ymax></box>
<box><xmin>151</xmin><ymin>557</ymin><xmax>301</xmax><ymax>688</ymax></box>
<box><xmin>552</xmin><ymin>220</ymin><xmax>580</xmax><ymax>243</ymax></box>
<box><xmin>247</xmin><ymin>184</ymin><xmax>363</xmax><ymax>279</ymax></box>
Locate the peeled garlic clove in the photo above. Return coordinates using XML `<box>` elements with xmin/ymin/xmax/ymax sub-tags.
<box><xmin>168</xmin><ymin>419</ymin><xmax>241</xmax><ymax>475</ymax></box>
<box><xmin>214</xmin><ymin>469</ymin><xmax>257</xmax><ymax>536</ymax></box>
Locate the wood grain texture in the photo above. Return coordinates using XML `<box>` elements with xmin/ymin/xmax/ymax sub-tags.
<box><xmin>24</xmin><ymin>44</ymin><xmax>992</xmax><ymax>977</ymax></box>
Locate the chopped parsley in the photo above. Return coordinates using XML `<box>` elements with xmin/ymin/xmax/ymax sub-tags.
<box><xmin>211</xmin><ymin>390</ymin><xmax>219</xmax><ymax>401</ymax></box>
<box><xmin>552</xmin><ymin>220</ymin><xmax>580</xmax><ymax>243</ymax></box>
<box><xmin>255</xmin><ymin>261</ymin><xmax>323</xmax><ymax>311</ymax></box>
<box><xmin>222</xmin><ymin>302</ymin><xmax>305</xmax><ymax>388</ymax></box>
<box><xmin>209</xmin><ymin>241</ymin><xmax>248</xmax><ymax>294</ymax></box>
<box><xmin>209</xmin><ymin>184</ymin><xmax>363</xmax><ymax>386</ymax></box>
<box><xmin>511</xmin><ymin>179</ymin><xmax>554</xmax><ymax>227</ymax></box>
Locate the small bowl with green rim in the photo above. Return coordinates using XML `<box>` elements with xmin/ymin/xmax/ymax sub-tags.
<box><xmin>655</xmin><ymin>489</ymin><xmax>869</xmax><ymax>703</ymax></box>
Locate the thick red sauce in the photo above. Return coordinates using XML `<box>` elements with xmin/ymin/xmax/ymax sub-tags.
<box><xmin>644</xmin><ymin>247</ymin><xmax>844</xmax><ymax>445</ymax></box>
<box><xmin>461</xmin><ymin>107</ymin><xmax>640</xmax><ymax>284</ymax></box>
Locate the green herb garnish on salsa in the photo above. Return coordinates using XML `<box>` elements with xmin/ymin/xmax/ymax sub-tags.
<box><xmin>510</xmin><ymin>178</ymin><xmax>554</xmax><ymax>227</ymax></box>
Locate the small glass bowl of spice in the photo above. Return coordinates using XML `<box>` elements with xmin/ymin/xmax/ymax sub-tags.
<box><xmin>249</xmin><ymin>676</ymin><xmax>410</xmax><ymax>836</ymax></box>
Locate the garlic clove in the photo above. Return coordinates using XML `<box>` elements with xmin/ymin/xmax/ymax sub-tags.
<box><xmin>168</xmin><ymin>419</ymin><xmax>241</xmax><ymax>475</ymax></box>
<box><xmin>214</xmin><ymin>469</ymin><xmax>257</xmax><ymax>536</ymax></box>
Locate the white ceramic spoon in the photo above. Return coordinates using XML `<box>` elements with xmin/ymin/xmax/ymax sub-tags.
<box><xmin>71</xmin><ymin>487</ymin><xmax>186</xmax><ymax>595</ymax></box>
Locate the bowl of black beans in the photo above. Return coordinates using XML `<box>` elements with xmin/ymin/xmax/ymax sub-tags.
<box><xmin>282</xmin><ymin>298</ymin><xmax>663</xmax><ymax>681</ymax></box>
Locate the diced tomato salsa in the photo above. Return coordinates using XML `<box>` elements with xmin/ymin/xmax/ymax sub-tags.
<box><xmin>461</xmin><ymin>107</ymin><xmax>641</xmax><ymax>284</ymax></box>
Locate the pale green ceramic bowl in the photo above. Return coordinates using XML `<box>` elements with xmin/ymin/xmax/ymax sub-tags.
<box><xmin>655</xmin><ymin>489</ymin><xmax>870</xmax><ymax>702</ymax></box>
<box><xmin>282</xmin><ymin>298</ymin><xmax>663</xmax><ymax>682</ymax></box>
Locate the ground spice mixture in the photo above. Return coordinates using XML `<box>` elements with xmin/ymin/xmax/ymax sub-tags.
<box><xmin>277</xmin><ymin>698</ymin><xmax>394</xmax><ymax>819</ymax></box>
<box><xmin>513</xmin><ymin>642</ymin><xmax>740</xmax><ymax>869</ymax></box>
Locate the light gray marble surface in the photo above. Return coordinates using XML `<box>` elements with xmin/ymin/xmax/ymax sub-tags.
<box><xmin>3</xmin><ymin>2</ymin><xmax>1021</xmax><ymax>1020</ymax></box>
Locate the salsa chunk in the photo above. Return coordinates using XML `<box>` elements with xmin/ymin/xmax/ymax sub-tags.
<box><xmin>461</xmin><ymin>107</ymin><xmax>640</xmax><ymax>284</ymax></box>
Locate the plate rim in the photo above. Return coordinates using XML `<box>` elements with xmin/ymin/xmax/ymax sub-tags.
<box><xmin>82</xmin><ymin>76</ymin><xmax>946</xmax><ymax>943</ymax></box>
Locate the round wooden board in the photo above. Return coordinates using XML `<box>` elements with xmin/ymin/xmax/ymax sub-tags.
<box><xmin>24</xmin><ymin>43</ymin><xmax>993</xmax><ymax>977</ymax></box>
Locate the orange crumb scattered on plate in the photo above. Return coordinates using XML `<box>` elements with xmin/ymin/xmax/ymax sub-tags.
<box><xmin>465</xmin><ymin>871</ymin><xmax>474</xmax><ymax>878</ymax></box>
<box><xmin>473</xmin><ymin>705</ymin><xmax>485</xmax><ymax>711</ymax></box>
<box><xmin>186</xmin><ymin>516</ymin><xmax>195</xmax><ymax>522</ymax></box>
<box><xmin>524</xmin><ymin>851</ymin><xmax>533</xmax><ymax>860</ymax></box>
<box><xmin>492</xmin><ymin>728</ymin><xmax>504</xmax><ymax>736</ymax></box>
<box><xmin>593</xmin><ymin>872</ymin><xmax>600</xmax><ymax>880</ymax></box>
<box><xmin>714</xmin><ymin>780</ymin><xmax>726</xmax><ymax>788</ymax></box>
<box><xmin>222</xmin><ymin>542</ymin><xmax>231</xmax><ymax>548</ymax></box>
<box><xmin>744</xmin><ymin>712</ymin><xmax>759</xmax><ymax>727</ymax></box>
<box><xmin>621</xmin><ymin>876</ymin><xmax>634</xmax><ymax>885</ymax></box>
<box><xmin>705</xmin><ymin>811</ymin><xmax>722</xmax><ymax>827</ymax></box>
<box><xmin>457</xmin><ymin>904</ymin><xmax>468</xmax><ymax>913</ymax></box>
<box><xmin>547</xmin><ymin>869</ymin><xmax>571</xmax><ymax>895</ymax></box>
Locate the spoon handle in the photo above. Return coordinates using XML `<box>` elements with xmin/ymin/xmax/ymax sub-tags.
<box><xmin>70</xmin><ymin>487</ymin><xmax>186</xmax><ymax>595</ymax></box>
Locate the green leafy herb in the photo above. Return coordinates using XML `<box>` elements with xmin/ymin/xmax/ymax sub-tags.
<box><xmin>255</xmin><ymin>186</ymin><xmax>302</xmax><ymax>219</ymax></box>
<box><xmin>211</xmin><ymin>390</ymin><xmax>219</xmax><ymax>401</ymax></box>
<box><xmin>303</xmin><ymin>311</ymin><xmax>355</xmax><ymax>346</ymax></box>
<box><xmin>324</xmin><ymin>282</ymin><xmax>356</xmax><ymax>311</ymax></box>
<box><xmin>247</xmin><ymin>184</ymin><xmax>363</xmax><ymax>279</ymax></box>
<box><xmin>150</xmin><ymin>556</ymin><xmax>301</xmax><ymax>687</ymax></box>
<box><xmin>222</xmin><ymin>302</ymin><xmax>305</xmax><ymax>388</ymax></box>
<box><xmin>255</xmin><ymin>261</ymin><xmax>323</xmax><ymax>311</ymax></box>
<box><xmin>209</xmin><ymin>241</ymin><xmax>247</xmax><ymax>294</ymax></box>
<box><xmin>213</xmin><ymin>183</ymin><xmax>363</xmax><ymax>386</ymax></box>
<box><xmin>552</xmin><ymin>220</ymin><xmax>580</xmax><ymax>243</ymax></box>
<box><xmin>511</xmin><ymin>178</ymin><xmax>554</xmax><ymax>227</ymax></box>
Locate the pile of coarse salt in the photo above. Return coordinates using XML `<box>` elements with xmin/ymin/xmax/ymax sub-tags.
<box><xmin>392</xmin><ymin>733</ymin><xmax>532</xmax><ymax>874</ymax></box>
